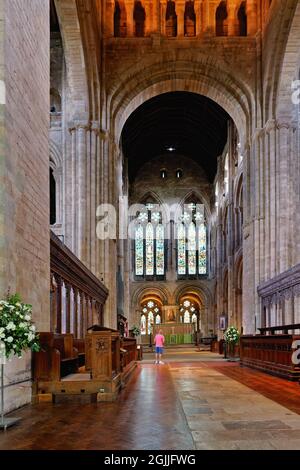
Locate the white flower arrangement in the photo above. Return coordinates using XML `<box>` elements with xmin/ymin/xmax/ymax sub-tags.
<box><xmin>0</xmin><ymin>294</ymin><xmax>40</xmax><ymax>359</ymax></box>
<box><xmin>224</xmin><ymin>326</ymin><xmax>240</xmax><ymax>345</ymax></box>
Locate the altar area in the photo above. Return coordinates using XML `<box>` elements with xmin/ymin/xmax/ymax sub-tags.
<box><xmin>139</xmin><ymin>302</ymin><xmax>199</xmax><ymax>346</ymax></box>
<box><xmin>152</xmin><ymin>323</ymin><xmax>196</xmax><ymax>345</ymax></box>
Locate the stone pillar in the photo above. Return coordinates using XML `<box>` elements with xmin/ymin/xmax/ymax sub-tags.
<box><xmin>73</xmin><ymin>288</ymin><xmax>78</xmax><ymax>338</ymax></box>
<box><xmin>176</xmin><ymin>1</ymin><xmax>185</xmax><ymax>37</ymax></box>
<box><xmin>202</xmin><ymin>0</ymin><xmax>210</xmax><ymax>34</ymax></box>
<box><xmin>194</xmin><ymin>0</ymin><xmax>202</xmax><ymax>35</ymax></box>
<box><xmin>277</xmin><ymin>121</ymin><xmax>290</xmax><ymax>274</ymax></box>
<box><xmin>160</xmin><ymin>0</ymin><xmax>167</xmax><ymax>35</ymax></box>
<box><xmin>227</xmin><ymin>2</ymin><xmax>237</xmax><ymax>36</ymax></box>
<box><xmin>246</xmin><ymin>0</ymin><xmax>257</xmax><ymax>36</ymax></box>
<box><xmin>266</xmin><ymin>120</ymin><xmax>277</xmax><ymax>278</ymax></box>
<box><xmin>76</xmin><ymin>123</ymin><xmax>89</xmax><ymax>263</ymax></box>
<box><xmin>65</xmin><ymin>284</ymin><xmax>71</xmax><ymax>333</ymax></box>
<box><xmin>105</xmin><ymin>0</ymin><xmax>115</xmax><ymax>37</ymax></box>
<box><xmin>126</xmin><ymin>1</ymin><xmax>135</xmax><ymax>36</ymax></box>
<box><xmin>152</xmin><ymin>0</ymin><xmax>160</xmax><ymax>32</ymax></box>
<box><xmin>144</xmin><ymin>0</ymin><xmax>152</xmax><ymax>34</ymax></box>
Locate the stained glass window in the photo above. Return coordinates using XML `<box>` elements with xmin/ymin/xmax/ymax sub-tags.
<box><xmin>135</xmin><ymin>205</ymin><xmax>165</xmax><ymax>277</ymax></box>
<box><xmin>148</xmin><ymin>311</ymin><xmax>154</xmax><ymax>334</ymax></box>
<box><xmin>178</xmin><ymin>223</ymin><xmax>186</xmax><ymax>275</ymax></box>
<box><xmin>135</xmin><ymin>224</ymin><xmax>144</xmax><ymax>276</ymax></box>
<box><xmin>156</xmin><ymin>224</ymin><xmax>164</xmax><ymax>275</ymax></box>
<box><xmin>177</xmin><ymin>201</ymin><xmax>207</xmax><ymax>277</ymax></box>
<box><xmin>146</xmin><ymin>222</ymin><xmax>154</xmax><ymax>275</ymax></box>
<box><xmin>184</xmin><ymin>310</ymin><xmax>190</xmax><ymax>323</ymax></box>
<box><xmin>141</xmin><ymin>301</ymin><xmax>162</xmax><ymax>335</ymax></box>
<box><xmin>198</xmin><ymin>223</ymin><xmax>207</xmax><ymax>274</ymax></box>
<box><xmin>141</xmin><ymin>314</ymin><xmax>146</xmax><ymax>335</ymax></box>
<box><xmin>188</xmin><ymin>222</ymin><xmax>196</xmax><ymax>275</ymax></box>
<box><xmin>192</xmin><ymin>314</ymin><xmax>197</xmax><ymax>323</ymax></box>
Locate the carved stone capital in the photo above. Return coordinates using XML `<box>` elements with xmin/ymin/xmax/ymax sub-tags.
<box><xmin>264</xmin><ymin>119</ymin><xmax>277</xmax><ymax>134</ymax></box>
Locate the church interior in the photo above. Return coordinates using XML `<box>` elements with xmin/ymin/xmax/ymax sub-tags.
<box><xmin>1</xmin><ymin>0</ymin><xmax>300</xmax><ymax>451</ymax></box>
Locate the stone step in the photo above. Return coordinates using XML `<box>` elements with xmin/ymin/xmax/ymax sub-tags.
<box><xmin>53</xmin><ymin>392</ymin><xmax>97</xmax><ymax>404</ymax></box>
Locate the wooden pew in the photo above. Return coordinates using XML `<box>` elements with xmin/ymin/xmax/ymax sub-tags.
<box><xmin>240</xmin><ymin>332</ymin><xmax>300</xmax><ymax>381</ymax></box>
<box><xmin>33</xmin><ymin>332</ymin><xmax>80</xmax><ymax>381</ymax></box>
<box><xmin>120</xmin><ymin>337</ymin><xmax>138</xmax><ymax>372</ymax></box>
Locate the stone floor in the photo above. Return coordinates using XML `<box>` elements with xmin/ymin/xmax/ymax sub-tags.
<box><xmin>1</xmin><ymin>349</ymin><xmax>300</xmax><ymax>450</ymax></box>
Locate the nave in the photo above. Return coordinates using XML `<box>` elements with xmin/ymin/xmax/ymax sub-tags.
<box><xmin>1</xmin><ymin>350</ymin><xmax>300</xmax><ymax>451</ymax></box>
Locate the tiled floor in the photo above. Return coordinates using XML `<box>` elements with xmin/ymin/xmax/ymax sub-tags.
<box><xmin>1</xmin><ymin>349</ymin><xmax>300</xmax><ymax>450</ymax></box>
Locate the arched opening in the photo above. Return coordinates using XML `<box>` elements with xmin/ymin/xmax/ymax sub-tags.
<box><xmin>114</xmin><ymin>1</ymin><xmax>127</xmax><ymax>37</ymax></box>
<box><xmin>134</xmin><ymin>1</ymin><xmax>146</xmax><ymax>37</ymax></box>
<box><xmin>184</xmin><ymin>1</ymin><xmax>196</xmax><ymax>37</ymax></box>
<box><xmin>238</xmin><ymin>1</ymin><xmax>247</xmax><ymax>36</ymax></box>
<box><xmin>216</xmin><ymin>1</ymin><xmax>228</xmax><ymax>36</ymax></box>
<box><xmin>139</xmin><ymin>294</ymin><xmax>163</xmax><ymax>344</ymax></box>
<box><xmin>50</xmin><ymin>88</ymin><xmax>61</xmax><ymax>113</ymax></box>
<box><xmin>50</xmin><ymin>167</ymin><xmax>56</xmax><ymax>225</ymax></box>
<box><xmin>166</xmin><ymin>1</ymin><xmax>177</xmax><ymax>37</ymax></box>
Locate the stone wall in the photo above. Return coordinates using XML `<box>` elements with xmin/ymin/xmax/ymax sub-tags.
<box><xmin>0</xmin><ymin>0</ymin><xmax>50</xmax><ymax>412</ymax></box>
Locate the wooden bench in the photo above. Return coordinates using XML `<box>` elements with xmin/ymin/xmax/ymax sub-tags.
<box><xmin>33</xmin><ymin>332</ymin><xmax>82</xmax><ymax>381</ymax></box>
<box><xmin>240</xmin><ymin>333</ymin><xmax>300</xmax><ymax>381</ymax></box>
<box><xmin>258</xmin><ymin>324</ymin><xmax>300</xmax><ymax>335</ymax></box>
<box><xmin>120</xmin><ymin>337</ymin><xmax>138</xmax><ymax>372</ymax></box>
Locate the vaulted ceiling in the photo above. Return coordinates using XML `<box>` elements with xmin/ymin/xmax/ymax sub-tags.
<box><xmin>122</xmin><ymin>92</ymin><xmax>230</xmax><ymax>183</ymax></box>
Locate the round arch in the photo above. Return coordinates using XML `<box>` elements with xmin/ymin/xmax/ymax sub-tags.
<box><xmin>108</xmin><ymin>56</ymin><xmax>254</xmax><ymax>149</ymax></box>
<box><xmin>55</xmin><ymin>0</ymin><xmax>89</xmax><ymax>121</ymax></box>
<box><xmin>173</xmin><ymin>282</ymin><xmax>213</xmax><ymax>308</ymax></box>
<box><xmin>131</xmin><ymin>285</ymin><xmax>171</xmax><ymax>310</ymax></box>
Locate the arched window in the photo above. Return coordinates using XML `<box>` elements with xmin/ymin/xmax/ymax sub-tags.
<box><xmin>176</xmin><ymin>201</ymin><xmax>207</xmax><ymax>277</ymax></box>
<box><xmin>114</xmin><ymin>1</ymin><xmax>127</xmax><ymax>37</ymax></box>
<box><xmin>216</xmin><ymin>1</ymin><xmax>228</xmax><ymax>36</ymax></box>
<box><xmin>140</xmin><ymin>301</ymin><xmax>162</xmax><ymax>335</ymax></box>
<box><xmin>184</xmin><ymin>1</ymin><xmax>196</xmax><ymax>37</ymax></box>
<box><xmin>50</xmin><ymin>88</ymin><xmax>61</xmax><ymax>114</ymax></box>
<box><xmin>179</xmin><ymin>300</ymin><xmax>200</xmax><ymax>327</ymax></box>
<box><xmin>134</xmin><ymin>203</ymin><xmax>165</xmax><ymax>278</ymax></box>
<box><xmin>166</xmin><ymin>1</ymin><xmax>177</xmax><ymax>37</ymax></box>
<box><xmin>50</xmin><ymin>167</ymin><xmax>56</xmax><ymax>225</ymax></box>
<box><xmin>134</xmin><ymin>1</ymin><xmax>145</xmax><ymax>37</ymax></box>
<box><xmin>238</xmin><ymin>2</ymin><xmax>247</xmax><ymax>36</ymax></box>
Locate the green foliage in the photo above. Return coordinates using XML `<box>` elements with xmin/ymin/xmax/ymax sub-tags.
<box><xmin>224</xmin><ymin>326</ymin><xmax>240</xmax><ymax>345</ymax></box>
<box><xmin>0</xmin><ymin>294</ymin><xmax>40</xmax><ymax>359</ymax></box>
<box><xmin>131</xmin><ymin>325</ymin><xmax>141</xmax><ymax>337</ymax></box>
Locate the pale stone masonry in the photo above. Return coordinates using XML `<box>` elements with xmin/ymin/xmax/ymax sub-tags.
<box><xmin>0</xmin><ymin>0</ymin><xmax>50</xmax><ymax>412</ymax></box>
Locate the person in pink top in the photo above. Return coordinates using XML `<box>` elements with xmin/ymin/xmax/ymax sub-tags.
<box><xmin>154</xmin><ymin>329</ymin><xmax>165</xmax><ymax>364</ymax></box>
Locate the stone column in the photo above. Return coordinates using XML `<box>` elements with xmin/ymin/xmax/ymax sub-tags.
<box><xmin>277</xmin><ymin>121</ymin><xmax>290</xmax><ymax>274</ymax></box>
<box><xmin>194</xmin><ymin>0</ymin><xmax>202</xmax><ymax>35</ymax></box>
<box><xmin>246</xmin><ymin>0</ymin><xmax>257</xmax><ymax>35</ymax></box>
<box><xmin>105</xmin><ymin>0</ymin><xmax>115</xmax><ymax>37</ymax></box>
<box><xmin>65</xmin><ymin>283</ymin><xmax>71</xmax><ymax>333</ymax></box>
<box><xmin>73</xmin><ymin>288</ymin><xmax>79</xmax><ymax>338</ymax></box>
<box><xmin>202</xmin><ymin>0</ymin><xmax>210</xmax><ymax>34</ymax></box>
<box><xmin>144</xmin><ymin>0</ymin><xmax>152</xmax><ymax>34</ymax></box>
<box><xmin>266</xmin><ymin>120</ymin><xmax>277</xmax><ymax>278</ymax></box>
<box><xmin>160</xmin><ymin>0</ymin><xmax>167</xmax><ymax>35</ymax></box>
<box><xmin>152</xmin><ymin>0</ymin><xmax>160</xmax><ymax>32</ymax></box>
<box><xmin>72</xmin><ymin>122</ymin><xmax>90</xmax><ymax>264</ymax></box>
<box><xmin>54</xmin><ymin>274</ymin><xmax>62</xmax><ymax>333</ymax></box>
<box><xmin>227</xmin><ymin>2</ymin><xmax>237</xmax><ymax>36</ymax></box>
<box><xmin>126</xmin><ymin>1</ymin><xmax>135</xmax><ymax>36</ymax></box>
<box><xmin>177</xmin><ymin>1</ymin><xmax>185</xmax><ymax>37</ymax></box>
